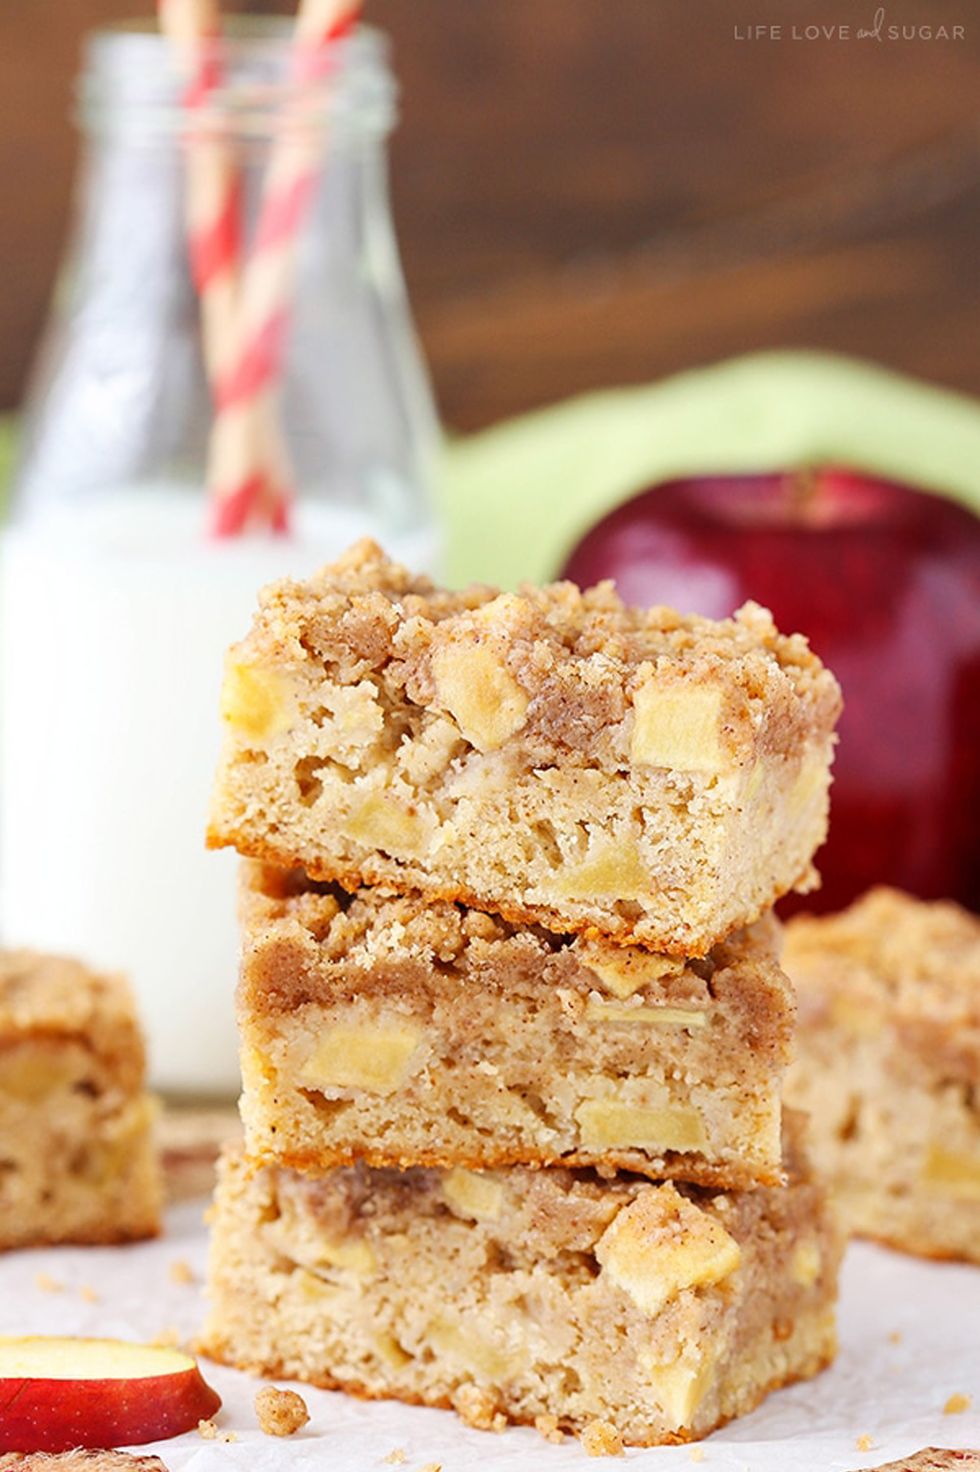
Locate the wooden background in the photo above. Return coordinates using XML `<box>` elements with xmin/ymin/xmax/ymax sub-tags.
<box><xmin>1</xmin><ymin>0</ymin><xmax>978</xmax><ymax>430</ymax></box>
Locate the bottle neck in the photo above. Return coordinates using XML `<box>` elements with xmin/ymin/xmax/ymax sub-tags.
<box><xmin>13</xmin><ymin>20</ymin><xmax>437</xmax><ymax>534</ymax></box>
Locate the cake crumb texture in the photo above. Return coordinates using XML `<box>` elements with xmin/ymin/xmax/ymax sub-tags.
<box><xmin>201</xmin><ymin>1115</ymin><xmax>841</xmax><ymax>1447</ymax></box>
<box><xmin>237</xmin><ymin>861</ymin><xmax>794</xmax><ymax>1188</ymax></box>
<box><xmin>209</xmin><ymin>539</ymin><xmax>840</xmax><ymax>956</ymax></box>
<box><xmin>785</xmin><ymin>889</ymin><xmax>980</xmax><ymax>1263</ymax></box>
<box><xmin>0</xmin><ymin>949</ymin><xmax>161</xmax><ymax>1250</ymax></box>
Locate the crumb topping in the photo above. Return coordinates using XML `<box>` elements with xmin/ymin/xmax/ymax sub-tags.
<box><xmin>240</xmin><ymin>862</ymin><xmax>790</xmax><ymax>1029</ymax></box>
<box><xmin>786</xmin><ymin>889</ymin><xmax>980</xmax><ymax>1032</ymax></box>
<box><xmin>238</xmin><ymin>539</ymin><xmax>840</xmax><ymax>764</ymax></box>
<box><xmin>255</xmin><ymin>1384</ymin><xmax>310</xmax><ymax>1435</ymax></box>
<box><xmin>0</xmin><ymin>950</ymin><xmax>144</xmax><ymax>1078</ymax></box>
<box><xmin>580</xmin><ymin>1418</ymin><xmax>625</xmax><ymax>1456</ymax></box>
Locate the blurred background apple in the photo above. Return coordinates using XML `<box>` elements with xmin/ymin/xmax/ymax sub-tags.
<box><xmin>563</xmin><ymin>469</ymin><xmax>980</xmax><ymax>914</ymax></box>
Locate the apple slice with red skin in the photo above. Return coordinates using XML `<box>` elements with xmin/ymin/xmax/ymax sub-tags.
<box><xmin>0</xmin><ymin>1337</ymin><xmax>221</xmax><ymax>1453</ymax></box>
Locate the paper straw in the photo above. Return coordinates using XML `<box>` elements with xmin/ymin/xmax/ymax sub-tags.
<box><xmin>157</xmin><ymin>0</ymin><xmax>240</xmax><ymax>394</ymax></box>
<box><xmin>206</xmin><ymin>0</ymin><xmax>361</xmax><ymax>536</ymax></box>
<box><xmin>159</xmin><ymin>0</ymin><xmax>287</xmax><ymax>536</ymax></box>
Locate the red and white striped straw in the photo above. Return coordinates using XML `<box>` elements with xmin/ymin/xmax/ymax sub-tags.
<box><xmin>160</xmin><ymin>0</ymin><xmax>360</xmax><ymax>537</ymax></box>
<box><xmin>157</xmin><ymin>0</ymin><xmax>240</xmax><ymax>396</ymax></box>
<box><xmin>207</xmin><ymin>0</ymin><xmax>361</xmax><ymax>537</ymax></box>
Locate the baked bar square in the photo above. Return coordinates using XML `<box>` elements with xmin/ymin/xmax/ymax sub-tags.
<box><xmin>208</xmin><ymin>540</ymin><xmax>840</xmax><ymax>956</ymax></box>
<box><xmin>784</xmin><ymin>888</ymin><xmax>980</xmax><ymax>1263</ymax></box>
<box><xmin>0</xmin><ymin>950</ymin><xmax>161</xmax><ymax>1249</ymax></box>
<box><xmin>201</xmin><ymin>1116</ymin><xmax>841</xmax><ymax>1448</ymax></box>
<box><xmin>238</xmin><ymin>861</ymin><xmax>794</xmax><ymax>1188</ymax></box>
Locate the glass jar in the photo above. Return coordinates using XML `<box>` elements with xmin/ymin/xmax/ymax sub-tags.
<box><xmin>0</xmin><ymin>20</ymin><xmax>440</xmax><ymax>1094</ymax></box>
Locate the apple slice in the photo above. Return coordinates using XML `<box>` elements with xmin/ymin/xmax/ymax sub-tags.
<box><xmin>0</xmin><ymin>1337</ymin><xmax>221</xmax><ymax>1453</ymax></box>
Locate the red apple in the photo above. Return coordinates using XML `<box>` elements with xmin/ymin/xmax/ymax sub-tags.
<box><xmin>0</xmin><ymin>1336</ymin><xmax>221</xmax><ymax>1452</ymax></box>
<box><xmin>563</xmin><ymin>469</ymin><xmax>980</xmax><ymax>914</ymax></box>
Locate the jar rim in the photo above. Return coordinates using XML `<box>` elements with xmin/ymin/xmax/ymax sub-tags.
<box><xmin>78</xmin><ymin>19</ymin><xmax>397</xmax><ymax>140</ymax></box>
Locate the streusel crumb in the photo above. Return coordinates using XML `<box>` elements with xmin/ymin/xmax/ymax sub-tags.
<box><xmin>944</xmin><ymin>1393</ymin><xmax>971</xmax><ymax>1414</ymax></box>
<box><xmin>581</xmin><ymin>1419</ymin><xmax>625</xmax><ymax>1456</ymax></box>
<box><xmin>255</xmin><ymin>1384</ymin><xmax>310</xmax><ymax>1436</ymax></box>
<box><xmin>535</xmin><ymin>1413</ymin><xmax>564</xmax><ymax>1444</ymax></box>
<box><xmin>452</xmin><ymin>1384</ymin><xmax>506</xmax><ymax>1431</ymax></box>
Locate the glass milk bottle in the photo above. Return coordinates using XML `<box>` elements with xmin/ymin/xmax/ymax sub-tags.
<box><xmin>0</xmin><ymin>21</ymin><xmax>439</xmax><ymax>1093</ymax></box>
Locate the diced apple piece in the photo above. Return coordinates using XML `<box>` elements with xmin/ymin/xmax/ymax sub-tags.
<box><xmin>0</xmin><ymin>1336</ymin><xmax>221</xmax><ymax>1453</ymax></box>
<box><xmin>584</xmin><ymin>998</ymin><xmax>707</xmax><ymax>1027</ymax></box>
<box><xmin>790</xmin><ymin>1240</ymin><xmax>822</xmax><ymax>1288</ymax></box>
<box><xmin>443</xmin><ymin>1167</ymin><xmax>505</xmax><ymax>1221</ymax></box>
<box><xmin>375</xmin><ymin>1332</ymin><xmax>412</xmax><ymax>1371</ymax></box>
<box><xmin>341</xmin><ymin>793</ymin><xmax>427</xmax><ymax>858</ymax></box>
<box><xmin>427</xmin><ymin>1317</ymin><xmax>516</xmax><ymax>1381</ymax></box>
<box><xmin>220</xmin><ymin>661</ymin><xmax>295</xmax><ymax>741</ymax></box>
<box><xmin>630</xmin><ymin>675</ymin><xmax>729</xmax><ymax>773</ymax></box>
<box><xmin>828</xmin><ymin>993</ymin><xmax>879</xmax><ymax>1036</ymax></box>
<box><xmin>922</xmin><ymin>1144</ymin><xmax>980</xmax><ymax>1201</ymax></box>
<box><xmin>575</xmin><ymin>941</ymin><xmax>686</xmax><ymax>999</ymax></box>
<box><xmin>430</xmin><ymin>642</ymin><xmax>529</xmax><ymax>752</ymax></box>
<box><xmin>0</xmin><ymin>1045</ymin><xmax>85</xmax><ymax>1102</ymax></box>
<box><xmin>313</xmin><ymin>1236</ymin><xmax>376</xmax><ymax>1277</ymax></box>
<box><xmin>575</xmin><ymin>1098</ymin><xmax>708</xmax><ymax>1152</ymax></box>
<box><xmin>555</xmin><ymin>839</ymin><xmax>649</xmax><ymax>901</ymax></box>
<box><xmin>640</xmin><ymin>1351</ymin><xmax>714</xmax><ymax>1429</ymax></box>
<box><xmin>787</xmin><ymin>752</ymin><xmax>828</xmax><ymax>818</ymax></box>
<box><xmin>596</xmin><ymin>1186</ymin><xmax>741</xmax><ymax>1316</ymax></box>
<box><xmin>300</xmin><ymin>1021</ymin><xmax>423</xmax><ymax>1095</ymax></box>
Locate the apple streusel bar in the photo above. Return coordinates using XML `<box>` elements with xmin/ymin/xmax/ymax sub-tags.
<box><xmin>784</xmin><ymin>888</ymin><xmax>980</xmax><ymax>1263</ymax></box>
<box><xmin>202</xmin><ymin>1114</ymin><xmax>841</xmax><ymax>1448</ymax></box>
<box><xmin>0</xmin><ymin>950</ymin><xmax>161</xmax><ymax>1249</ymax></box>
<box><xmin>238</xmin><ymin>861</ymin><xmax>794</xmax><ymax>1188</ymax></box>
<box><xmin>208</xmin><ymin>540</ymin><xmax>840</xmax><ymax>956</ymax></box>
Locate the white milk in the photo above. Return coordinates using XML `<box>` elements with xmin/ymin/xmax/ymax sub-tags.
<box><xmin>0</xmin><ymin>487</ymin><xmax>438</xmax><ymax>1094</ymax></box>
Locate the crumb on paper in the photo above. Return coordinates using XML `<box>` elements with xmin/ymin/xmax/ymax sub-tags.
<box><xmin>888</xmin><ymin>1329</ymin><xmax>902</xmax><ymax>1344</ymax></box>
<box><xmin>944</xmin><ymin>1392</ymin><xmax>971</xmax><ymax>1414</ymax></box>
<box><xmin>416</xmin><ymin>1465</ymin><xmax>442</xmax><ymax>1472</ymax></box>
<box><xmin>688</xmin><ymin>1450</ymin><xmax>706</xmax><ymax>1464</ymax></box>
<box><xmin>382</xmin><ymin>1453</ymin><xmax>407</xmax><ymax>1466</ymax></box>
<box><xmin>452</xmin><ymin>1384</ymin><xmax>506</xmax><ymax>1432</ymax></box>
<box><xmin>169</xmin><ymin>1259</ymin><xmax>195</xmax><ymax>1286</ymax></box>
<box><xmin>34</xmin><ymin>1272</ymin><xmax>62</xmax><ymax>1293</ymax></box>
<box><xmin>255</xmin><ymin>1385</ymin><xmax>310</xmax><ymax>1437</ymax></box>
<box><xmin>580</xmin><ymin>1419</ymin><xmax>625</xmax><ymax>1457</ymax></box>
<box><xmin>79</xmin><ymin>1284</ymin><xmax>99</xmax><ymax>1303</ymax></box>
<box><xmin>197</xmin><ymin>1419</ymin><xmax>236</xmax><ymax>1442</ymax></box>
<box><xmin>534</xmin><ymin>1413</ymin><xmax>564</xmax><ymax>1444</ymax></box>
<box><xmin>856</xmin><ymin>1434</ymin><xmax>874</xmax><ymax>1451</ymax></box>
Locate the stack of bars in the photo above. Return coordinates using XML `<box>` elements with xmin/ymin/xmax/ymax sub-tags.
<box><xmin>202</xmin><ymin>540</ymin><xmax>845</xmax><ymax>1449</ymax></box>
